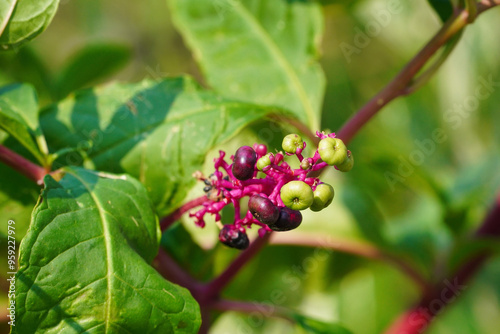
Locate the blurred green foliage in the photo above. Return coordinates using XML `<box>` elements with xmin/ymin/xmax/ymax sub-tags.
<box><xmin>1</xmin><ymin>0</ymin><xmax>499</xmax><ymax>333</ymax></box>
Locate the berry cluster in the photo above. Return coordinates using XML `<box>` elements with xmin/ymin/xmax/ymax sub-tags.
<box><xmin>191</xmin><ymin>131</ymin><xmax>353</xmax><ymax>250</ymax></box>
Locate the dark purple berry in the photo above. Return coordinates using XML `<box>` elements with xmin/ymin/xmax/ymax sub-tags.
<box><xmin>248</xmin><ymin>195</ymin><xmax>279</xmax><ymax>225</ymax></box>
<box><xmin>219</xmin><ymin>225</ymin><xmax>249</xmax><ymax>250</ymax></box>
<box><xmin>232</xmin><ymin>146</ymin><xmax>257</xmax><ymax>180</ymax></box>
<box><xmin>268</xmin><ymin>207</ymin><xmax>302</xmax><ymax>231</ymax></box>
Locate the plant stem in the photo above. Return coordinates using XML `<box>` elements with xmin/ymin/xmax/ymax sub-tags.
<box><xmin>160</xmin><ymin>196</ymin><xmax>207</xmax><ymax>231</ymax></box>
<box><xmin>384</xmin><ymin>193</ymin><xmax>500</xmax><ymax>334</ymax></box>
<box><xmin>0</xmin><ymin>144</ymin><xmax>47</xmax><ymax>184</ymax></box>
<box><xmin>337</xmin><ymin>1</ymin><xmax>500</xmax><ymax>145</ymax></box>
<box><xmin>270</xmin><ymin>233</ymin><xmax>430</xmax><ymax>294</ymax></box>
<box><xmin>204</xmin><ymin>233</ymin><xmax>271</xmax><ymax>300</ymax></box>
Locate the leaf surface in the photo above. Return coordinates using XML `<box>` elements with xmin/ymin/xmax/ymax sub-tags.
<box><xmin>0</xmin><ymin>0</ymin><xmax>59</xmax><ymax>50</ymax></box>
<box><xmin>168</xmin><ymin>0</ymin><xmax>325</xmax><ymax>128</ymax></box>
<box><xmin>13</xmin><ymin>167</ymin><xmax>201</xmax><ymax>333</ymax></box>
<box><xmin>0</xmin><ymin>83</ymin><xmax>46</xmax><ymax>163</ymax></box>
<box><xmin>40</xmin><ymin>76</ymin><xmax>279</xmax><ymax>215</ymax></box>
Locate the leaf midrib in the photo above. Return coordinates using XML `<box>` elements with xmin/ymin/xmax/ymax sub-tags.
<box><xmin>68</xmin><ymin>170</ymin><xmax>114</xmax><ymax>331</ymax></box>
<box><xmin>230</xmin><ymin>1</ymin><xmax>316</xmax><ymax>126</ymax></box>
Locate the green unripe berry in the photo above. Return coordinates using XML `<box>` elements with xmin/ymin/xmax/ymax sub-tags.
<box><xmin>336</xmin><ymin>150</ymin><xmax>353</xmax><ymax>172</ymax></box>
<box><xmin>300</xmin><ymin>159</ymin><xmax>312</xmax><ymax>170</ymax></box>
<box><xmin>282</xmin><ymin>134</ymin><xmax>304</xmax><ymax>154</ymax></box>
<box><xmin>310</xmin><ymin>183</ymin><xmax>335</xmax><ymax>212</ymax></box>
<box><xmin>318</xmin><ymin>137</ymin><xmax>348</xmax><ymax>166</ymax></box>
<box><xmin>256</xmin><ymin>153</ymin><xmax>272</xmax><ymax>171</ymax></box>
<box><xmin>280</xmin><ymin>180</ymin><xmax>314</xmax><ymax>211</ymax></box>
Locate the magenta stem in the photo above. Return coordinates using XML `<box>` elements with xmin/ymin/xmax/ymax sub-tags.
<box><xmin>0</xmin><ymin>144</ymin><xmax>48</xmax><ymax>185</ymax></box>
<box><xmin>160</xmin><ymin>196</ymin><xmax>207</xmax><ymax>231</ymax></box>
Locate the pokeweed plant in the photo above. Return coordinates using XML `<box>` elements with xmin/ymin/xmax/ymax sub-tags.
<box><xmin>0</xmin><ymin>1</ymin><xmax>499</xmax><ymax>334</ymax></box>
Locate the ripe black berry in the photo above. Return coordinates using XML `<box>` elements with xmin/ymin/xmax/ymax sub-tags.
<box><xmin>219</xmin><ymin>225</ymin><xmax>249</xmax><ymax>250</ymax></box>
<box><xmin>268</xmin><ymin>207</ymin><xmax>302</xmax><ymax>231</ymax></box>
<box><xmin>232</xmin><ymin>146</ymin><xmax>257</xmax><ymax>180</ymax></box>
<box><xmin>248</xmin><ymin>195</ymin><xmax>279</xmax><ymax>225</ymax></box>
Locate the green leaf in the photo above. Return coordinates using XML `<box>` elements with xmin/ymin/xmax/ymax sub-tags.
<box><xmin>13</xmin><ymin>167</ymin><xmax>201</xmax><ymax>333</ymax></box>
<box><xmin>0</xmin><ymin>0</ymin><xmax>60</xmax><ymax>50</ymax></box>
<box><xmin>0</xmin><ymin>83</ymin><xmax>46</xmax><ymax>163</ymax></box>
<box><xmin>54</xmin><ymin>43</ymin><xmax>132</xmax><ymax>99</ymax></box>
<box><xmin>291</xmin><ymin>312</ymin><xmax>353</xmax><ymax>334</ymax></box>
<box><xmin>168</xmin><ymin>0</ymin><xmax>325</xmax><ymax>128</ymax></box>
<box><xmin>40</xmin><ymin>76</ymin><xmax>280</xmax><ymax>215</ymax></box>
<box><xmin>427</xmin><ymin>0</ymin><xmax>453</xmax><ymax>22</ymax></box>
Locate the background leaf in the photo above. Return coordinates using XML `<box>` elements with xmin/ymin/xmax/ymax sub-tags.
<box><xmin>291</xmin><ymin>312</ymin><xmax>353</xmax><ymax>334</ymax></box>
<box><xmin>13</xmin><ymin>167</ymin><xmax>201</xmax><ymax>333</ymax></box>
<box><xmin>54</xmin><ymin>43</ymin><xmax>132</xmax><ymax>99</ymax></box>
<box><xmin>0</xmin><ymin>83</ymin><xmax>46</xmax><ymax>163</ymax></box>
<box><xmin>168</xmin><ymin>0</ymin><xmax>325</xmax><ymax>128</ymax></box>
<box><xmin>0</xmin><ymin>47</ymin><xmax>52</xmax><ymax>103</ymax></box>
<box><xmin>40</xmin><ymin>76</ymin><xmax>282</xmax><ymax>215</ymax></box>
<box><xmin>0</xmin><ymin>0</ymin><xmax>60</xmax><ymax>50</ymax></box>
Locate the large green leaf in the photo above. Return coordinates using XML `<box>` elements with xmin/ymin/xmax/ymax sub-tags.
<box><xmin>40</xmin><ymin>76</ymin><xmax>280</xmax><ymax>215</ymax></box>
<box><xmin>0</xmin><ymin>0</ymin><xmax>60</xmax><ymax>50</ymax></box>
<box><xmin>13</xmin><ymin>167</ymin><xmax>201</xmax><ymax>333</ymax></box>
<box><xmin>0</xmin><ymin>83</ymin><xmax>46</xmax><ymax>163</ymax></box>
<box><xmin>168</xmin><ymin>0</ymin><xmax>325</xmax><ymax>128</ymax></box>
<box><xmin>54</xmin><ymin>43</ymin><xmax>132</xmax><ymax>99</ymax></box>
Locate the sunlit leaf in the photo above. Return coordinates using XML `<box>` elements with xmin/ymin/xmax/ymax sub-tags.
<box><xmin>40</xmin><ymin>76</ymin><xmax>282</xmax><ymax>215</ymax></box>
<box><xmin>13</xmin><ymin>167</ymin><xmax>201</xmax><ymax>333</ymax></box>
<box><xmin>168</xmin><ymin>0</ymin><xmax>325</xmax><ymax>128</ymax></box>
<box><xmin>0</xmin><ymin>0</ymin><xmax>60</xmax><ymax>50</ymax></box>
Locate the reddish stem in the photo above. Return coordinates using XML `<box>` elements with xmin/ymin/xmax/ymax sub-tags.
<box><xmin>337</xmin><ymin>1</ymin><xmax>500</xmax><ymax>145</ymax></box>
<box><xmin>0</xmin><ymin>144</ymin><xmax>47</xmax><ymax>184</ymax></box>
<box><xmin>160</xmin><ymin>196</ymin><xmax>207</xmax><ymax>231</ymax></box>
